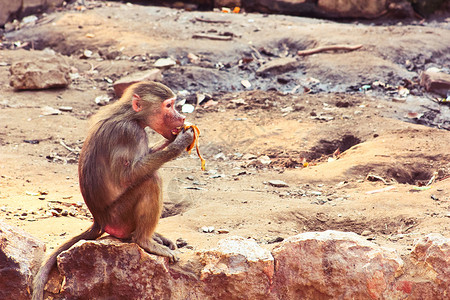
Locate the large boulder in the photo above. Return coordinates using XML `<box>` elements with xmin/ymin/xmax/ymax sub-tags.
<box><xmin>271</xmin><ymin>230</ymin><xmax>404</xmax><ymax>299</ymax></box>
<box><xmin>0</xmin><ymin>219</ymin><xmax>46</xmax><ymax>300</ymax></box>
<box><xmin>10</xmin><ymin>52</ymin><xmax>71</xmax><ymax>90</ymax></box>
<box><xmin>55</xmin><ymin>236</ymin><xmax>273</xmax><ymax>299</ymax></box>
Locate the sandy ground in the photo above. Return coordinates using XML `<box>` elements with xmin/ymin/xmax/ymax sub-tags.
<box><xmin>1</xmin><ymin>1</ymin><xmax>450</xmax><ymax>258</ymax></box>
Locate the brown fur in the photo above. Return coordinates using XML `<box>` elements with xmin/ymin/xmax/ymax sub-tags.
<box><xmin>32</xmin><ymin>81</ymin><xmax>193</xmax><ymax>300</ymax></box>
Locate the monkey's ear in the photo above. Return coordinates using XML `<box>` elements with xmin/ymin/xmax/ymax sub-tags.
<box><xmin>132</xmin><ymin>94</ymin><xmax>143</xmax><ymax>112</ymax></box>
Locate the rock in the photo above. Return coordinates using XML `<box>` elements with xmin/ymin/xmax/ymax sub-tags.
<box><xmin>26</xmin><ymin>231</ymin><xmax>450</xmax><ymax>298</ymax></box>
<box><xmin>215</xmin><ymin>0</ymin><xmax>242</xmax><ymax>8</ymax></box>
<box><xmin>268</xmin><ymin>180</ymin><xmax>289</xmax><ymax>187</ymax></box>
<box><xmin>153</xmin><ymin>57</ymin><xmax>177</xmax><ymax>69</ymax></box>
<box><xmin>94</xmin><ymin>95</ymin><xmax>111</xmax><ymax>106</ymax></box>
<box><xmin>241</xmin><ymin>79</ymin><xmax>252</xmax><ymax>89</ymax></box>
<box><xmin>397</xmin><ymin>233</ymin><xmax>450</xmax><ymax>299</ymax></box>
<box><xmin>242</xmin><ymin>153</ymin><xmax>257</xmax><ymax>160</ymax></box>
<box><xmin>0</xmin><ymin>0</ymin><xmax>64</xmax><ymax>26</ymax></box>
<box><xmin>258</xmin><ymin>155</ymin><xmax>272</xmax><ymax>165</ymax></box>
<box><xmin>41</xmin><ymin>106</ymin><xmax>62</xmax><ymax>116</ymax></box>
<box><xmin>0</xmin><ymin>1</ymin><xmax>21</xmax><ymax>27</ymax></box>
<box><xmin>198</xmin><ymin>236</ymin><xmax>274</xmax><ymax>299</ymax></box>
<box><xmin>317</xmin><ymin>0</ymin><xmax>387</xmax><ymax>18</ymax></box>
<box><xmin>10</xmin><ymin>54</ymin><xmax>71</xmax><ymax>90</ymax></box>
<box><xmin>55</xmin><ymin>236</ymin><xmax>273</xmax><ymax>299</ymax></box>
<box><xmin>56</xmin><ymin>238</ymin><xmax>200</xmax><ymax>299</ymax></box>
<box><xmin>113</xmin><ymin>69</ymin><xmax>163</xmax><ymax>97</ymax></box>
<box><xmin>271</xmin><ymin>230</ymin><xmax>404</xmax><ymax>299</ymax></box>
<box><xmin>0</xmin><ymin>219</ymin><xmax>46</xmax><ymax>300</ymax></box>
<box><xmin>256</xmin><ymin>57</ymin><xmax>300</xmax><ymax>76</ymax></box>
<box><xmin>244</xmin><ymin>0</ymin><xmax>317</xmax><ymax>15</ymax></box>
<box><xmin>181</xmin><ymin>103</ymin><xmax>195</xmax><ymax>113</ymax></box>
<box><xmin>420</xmin><ymin>68</ymin><xmax>450</xmax><ymax>97</ymax></box>
<box><xmin>201</xmin><ymin>226</ymin><xmax>215</xmax><ymax>233</ymax></box>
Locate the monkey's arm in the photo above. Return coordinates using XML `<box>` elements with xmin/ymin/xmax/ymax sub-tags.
<box><xmin>130</xmin><ymin>129</ymin><xmax>194</xmax><ymax>181</ymax></box>
<box><xmin>148</xmin><ymin>139</ymin><xmax>171</xmax><ymax>153</ymax></box>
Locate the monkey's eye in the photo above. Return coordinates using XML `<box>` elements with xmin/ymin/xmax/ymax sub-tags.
<box><xmin>166</xmin><ymin>103</ymin><xmax>172</xmax><ymax>108</ymax></box>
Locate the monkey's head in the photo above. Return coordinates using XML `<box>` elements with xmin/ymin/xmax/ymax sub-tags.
<box><xmin>130</xmin><ymin>82</ymin><xmax>185</xmax><ymax>141</ymax></box>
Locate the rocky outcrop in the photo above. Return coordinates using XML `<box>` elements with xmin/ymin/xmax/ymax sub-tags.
<box><xmin>0</xmin><ymin>219</ymin><xmax>45</xmax><ymax>300</ymax></box>
<box><xmin>3</xmin><ymin>221</ymin><xmax>450</xmax><ymax>299</ymax></box>
<box><xmin>10</xmin><ymin>52</ymin><xmax>71</xmax><ymax>90</ymax></box>
<box><xmin>43</xmin><ymin>231</ymin><xmax>450</xmax><ymax>299</ymax></box>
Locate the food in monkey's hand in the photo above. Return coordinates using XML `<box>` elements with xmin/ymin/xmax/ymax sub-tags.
<box><xmin>179</xmin><ymin>122</ymin><xmax>206</xmax><ymax>171</ymax></box>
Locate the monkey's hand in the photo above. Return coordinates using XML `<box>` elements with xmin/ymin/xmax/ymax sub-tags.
<box><xmin>170</xmin><ymin>127</ymin><xmax>194</xmax><ymax>150</ymax></box>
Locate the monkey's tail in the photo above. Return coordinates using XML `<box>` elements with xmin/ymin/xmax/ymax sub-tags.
<box><xmin>32</xmin><ymin>222</ymin><xmax>103</xmax><ymax>300</ymax></box>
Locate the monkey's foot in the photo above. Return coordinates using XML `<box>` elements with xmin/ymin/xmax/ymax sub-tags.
<box><xmin>153</xmin><ymin>232</ymin><xmax>177</xmax><ymax>250</ymax></box>
<box><xmin>136</xmin><ymin>238</ymin><xmax>179</xmax><ymax>263</ymax></box>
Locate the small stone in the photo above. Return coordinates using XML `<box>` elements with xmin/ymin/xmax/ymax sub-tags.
<box><xmin>267</xmin><ymin>236</ymin><xmax>284</xmax><ymax>244</ymax></box>
<box><xmin>181</xmin><ymin>104</ymin><xmax>195</xmax><ymax>113</ymax></box>
<box><xmin>201</xmin><ymin>226</ymin><xmax>215</xmax><ymax>233</ymax></box>
<box><xmin>242</xmin><ymin>153</ymin><xmax>257</xmax><ymax>160</ymax></box>
<box><xmin>41</xmin><ymin>106</ymin><xmax>62</xmax><ymax>116</ymax></box>
<box><xmin>95</xmin><ymin>95</ymin><xmax>111</xmax><ymax>106</ymax></box>
<box><xmin>59</xmin><ymin>106</ymin><xmax>73</xmax><ymax>112</ymax></box>
<box><xmin>217</xmin><ymin>229</ymin><xmax>230</xmax><ymax>234</ymax></box>
<box><xmin>361</xmin><ymin>230</ymin><xmax>372</xmax><ymax>236</ymax></box>
<box><xmin>153</xmin><ymin>57</ymin><xmax>176</xmax><ymax>68</ymax></box>
<box><xmin>82</xmin><ymin>50</ymin><xmax>93</xmax><ymax>58</ymax></box>
<box><xmin>259</xmin><ymin>155</ymin><xmax>271</xmax><ymax>165</ymax></box>
<box><xmin>241</xmin><ymin>79</ymin><xmax>251</xmax><ymax>89</ymax></box>
<box><xmin>268</xmin><ymin>180</ymin><xmax>289</xmax><ymax>188</ymax></box>
<box><xmin>309</xmin><ymin>191</ymin><xmax>322</xmax><ymax>196</ymax></box>
<box><xmin>176</xmin><ymin>238</ymin><xmax>188</xmax><ymax>248</ymax></box>
<box><xmin>68</xmin><ymin>207</ymin><xmax>77</xmax><ymax>216</ymax></box>
<box><xmin>230</xmin><ymin>98</ymin><xmax>247</xmax><ymax>105</ymax></box>
<box><xmin>49</xmin><ymin>209</ymin><xmax>61</xmax><ymax>217</ymax></box>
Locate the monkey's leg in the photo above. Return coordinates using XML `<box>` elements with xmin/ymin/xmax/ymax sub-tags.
<box><xmin>153</xmin><ymin>232</ymin><xmax>176</xmax><ymax>250</ymax></box>
<box><xmin>131</xmin><ymin>179</ymin><xmax>178</xmax><ymax>263</ymax></box>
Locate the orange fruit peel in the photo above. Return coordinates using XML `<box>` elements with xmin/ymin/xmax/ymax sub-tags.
<box><xmin>183</xmin><ymin>123</ymin><xmax>206</xmax><ymax>171</ymax></box>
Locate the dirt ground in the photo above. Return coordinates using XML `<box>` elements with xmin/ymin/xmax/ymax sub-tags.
<box><xmin>1</xmin><ymin>1</ymin><xmax>450</xmax><ymax>259</ymax></box>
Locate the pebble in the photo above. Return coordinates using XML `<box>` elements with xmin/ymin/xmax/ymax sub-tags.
<box><xmin>268</xmin><ymin>180</ymin><xmax>289</xmax><ymax>188</ymax></box>
<box><xmin>181</xmin><ymin>103</ymin><xmax>195</xmax><ymax>113</ymax></box>
<box><xmin>309</xmin><ymin>191</ymin><xmax>322</xmax><ymax>196</ymax></box>
<box><xmin>201</xmin><ymin>226</ymin><xmax>215</xmax><ymax>233</ymax></box>
<box><xmin>242</xmin><ymin>153</ymin><xmax>257</xmax><ymax>160</ymax></box>
<box><xmin>361</xmin><ymin>230</ymin><xmax>372</xmax><ymax>236</ymax></box>
<box><xmin>241</xmin><ymin>79</ymin><xmax>251</xmax><ymax>89</ymax></box>
<box><xmin>59</xmin><ymin>106</ymin><xmax>73</xmax><ymax>112</ymax></box>
<box><xmin>176</xmin><ymin>238</ymin><xmax>188</xmax><ymax>248</ymax></box>
<box><xmin>217</xmin><ymin>229</ymin><xmax>229</xmax><ymax>234</ymax></box>
<box><xmin>267</xmin><ymin>236</ymin><xmax>284</xmax><ymax>244</ymax></box>
<box><xmin>258</xmin><ymin>155</ymin><xmax>271</xmax><ymax>165</ymax></box>
<box><xmin>153</xmin><ymin>57</ymin><xmax>176</xmax><ymax>68</ymax></box>
<box><xmin>95</xmin><ymin>95</ymin><xmax>111</xmax><ymax>106</ymax></box>
<box><xmin>69</xmin><ymin>207</ymin><xmax>77</xmax><ymax>216</ymax></box>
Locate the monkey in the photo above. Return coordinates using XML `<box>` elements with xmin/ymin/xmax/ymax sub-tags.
<box><xmin>32</xmin><ymin>81</ymin><xmax>194</xmax><ymax>300</ymax></box>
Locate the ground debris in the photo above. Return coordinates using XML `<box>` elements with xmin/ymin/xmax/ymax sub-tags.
<box><xmin>297</xmin><ymin>44</ymin><xmax>363</xmax><ymax>56</ymax></box>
